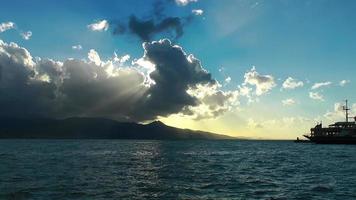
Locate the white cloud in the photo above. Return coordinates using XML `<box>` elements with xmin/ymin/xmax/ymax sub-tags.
<box><xmin>225</xmin><ymin>76</ymin><xmax>231</xmax><ymax>83</ymax></box>
<box><xmin>120</xmin><ymin>55</ymin><xmax>130</xmax><ymax>63</ymax></box>
<box><xmin>243</xmin><ymin>66</ymin><xmax>276</xmax><ymax>96</ymax></box>
<box><xmin>88</xmin><ymin>49</ymin><xmax>102</xmax><ymax>66</ymax></box>
<box><xmin>311</xmin><ymin>81</ymin><xmax>332</xmax><ymax>90</ymax></box>
<box><xmin>20</xmin><ymin>31</ymin><xmax>32</xmax><ymax>40</ymax></box>
<box><xmin>134</xmin><ymin>57</ymin><xmax>155</xmax><ymax>70</ymax></box>
<box><xmin>0</xmin><ymin>39</ymin><xmax>35</xmax><ymax>68</ymax></box>
<box><xmin>282</xmin><ymin>98</ymin><xmax>296</xmax><ymax>106</ymax></box>
<box><xmin>324</xmin><ymin>102</ymin><xmax>356</xmax><ymax>123</ymax></box>
<box><xmin>186</xmin><ymin>84</ymin><xmax>239</xmax><ymax>120</ymax></box>
<box><xmin>0</xmin><ymin>22</ymin><xmax>15</xmax><ymax>33</ymax></box>
<box><xmin>309</xmin><ymin>92</ymin><xmax>324</xmax><ymax>101</ymax></box>
<box><xmin>175</xmin><ymin>0</ymin><xmax>198</xmax><ymax>6</ymax></box>
<box><xmin>87</xmin><ymin>20</ymin><xmax>109</xmax><ymax>32</ymax></box>
<box><xmin>133</xmin><ymin>57</ymin><xmax>156</xmax><ymax>86</ymax></box>
<box><xmin>192</xmin><ymin>9</ymin><xmax>204</xmax><ymax>16</ymax></box>
<box><xmin>282</xmin><ymin>77</ymin><xmax>303</xmax><ymax>90</ymax></box>
<box><xmin>0</xmin><ymin>22</ymin><xmax>32</xmax><ymax>41</ymax></box>
<box><xmin>324</xmin><ymin>102</ymin><xmax>347</xmax><ymax>121</ymax></box>
<box><xmin>113</xmin><ymin>52</ymin><xmax>130</xmax><ymax>63</ymax></box>
<box><xmin>238</xmin><ymin>85</ymin><xmax>252</xmax><ymax>97</ymax></box>
<box><xmin>238</xmin><ymin>85</ymin><xmax>255</xmax><ymax>103</ymax></box>
<box><xmin>339</xmin><ymin>80</ymin><xmax>350</xmax><ymax>86</ymax></box>
<box><xmin>72</xmin><ymin>45</ymin><xmax>82</xmax><ymax>50</ymax></box>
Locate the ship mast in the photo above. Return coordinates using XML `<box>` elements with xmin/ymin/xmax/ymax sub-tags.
<box><xmin>343</xmin><ymin>99</ymin><xmax>350</xmax><ymax>122</ymax></box>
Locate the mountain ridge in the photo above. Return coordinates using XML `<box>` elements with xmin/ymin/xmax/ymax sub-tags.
<box><xmin>0</xmin><ymin>117</ymin><xmax>235</xmax><ymax>140</ymax></box>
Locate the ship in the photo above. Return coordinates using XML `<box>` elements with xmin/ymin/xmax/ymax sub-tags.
<box><xmin>303</xmin><ymin>100</ymin><xmax>356</xmax><ymax>144</ymax></box>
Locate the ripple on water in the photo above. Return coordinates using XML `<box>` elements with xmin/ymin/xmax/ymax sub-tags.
<box><xmin>310</xmin><ymin>184</ymin><xmax>334</xmax><ymax>192</ymax></box>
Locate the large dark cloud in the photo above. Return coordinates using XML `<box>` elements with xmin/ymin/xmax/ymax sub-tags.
<box><xmin>0</xmin><ymin>42</ymin><xmax>59</xmax><ymax>118</ymax></box>
<box><xmin>0</xmin><ymin>39</ymin><xmax>237</xmax><ymax>121</ymax></box>
<box><xmin>133</xmin><ymin>39</ymin><xmax>214</xmax><ymax>119</ymax></box>
<box><xmin>112</xmin><ymin>0</ymin><xmax>194</xmax><ymax>41</ymax></box>
<box><xmin>58</xmin><ymin>59</ymin><xmax>147</xmax><ymax>120</ymax></box>
<box><xmin>127</xmin><ymin>15</ymin><xmax>184</xmax><ymax>42</ymax></box>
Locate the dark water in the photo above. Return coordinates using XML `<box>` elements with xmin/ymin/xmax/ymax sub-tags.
<box><xmin>1</xmin><ymin>140</ymin><xmax>356</xmax><ymax>200</ymax></box>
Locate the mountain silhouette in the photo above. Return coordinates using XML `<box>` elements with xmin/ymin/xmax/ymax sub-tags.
<box><xmin>0</xmin><ymin>117</ymin><xmax>234</xmax><ymax>139</ymax></box>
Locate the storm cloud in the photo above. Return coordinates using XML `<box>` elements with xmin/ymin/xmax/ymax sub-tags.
<box><xmin>0</xmin><ymin>39</ymin><xmax>238</xmax><ymax>121</ymax></box>
<box><xmin>128</xmin><ymin>16</ymin><xmax>184</xmax><ymax>41</ymax></box>
<box><xmin>133</xmin><ymin>39</ymin><xmax>215</xmax><ymax>119</ymax></box>
<box><xmin>112</xmin><ymin>0</ymin><xmax>195</xmax><ymax>41</ymax></box>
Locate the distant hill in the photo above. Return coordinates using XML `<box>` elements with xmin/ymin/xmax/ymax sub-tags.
<box><xmin>0</xmin><ymin>117</ymin><xmax>234</xmax><ymax>140</ymax></box>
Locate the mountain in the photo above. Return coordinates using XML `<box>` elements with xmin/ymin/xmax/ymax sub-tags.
<box><xmin>0</xmin><ymin>117</ymin><xmax>234</xmax><ymax>140</ymax></box>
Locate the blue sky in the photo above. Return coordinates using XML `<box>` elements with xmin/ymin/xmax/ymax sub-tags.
<box><xmin>1</xmin><ymin>0</ymin><xmax>356</xmax><ymax>138</ymax></box>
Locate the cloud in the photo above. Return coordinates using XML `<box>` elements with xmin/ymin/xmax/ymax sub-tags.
<box><xmin>324</xmin><ymin>101</ymin><xmax>356</xmax><ymax>124</ymax></box>
<box><xmin>282</xmin><ymin>98</ymin><xmax>296</xmax><ymax>106</ymax></box>
<box><xmin>243</xmin><ymin>66</ymin><xmax>276</xmax><ymax>95</ymax></box>
<box><xmin>339</xmin><ymin>80</ymin><xmax>350</xmax><ymax>86</ymax></box>
<box><xmin>87</xmin><ymin>20</ymin><xmax>109</xmax><ymax>32</ymax></box>
<box><xmin>0</xmin><ymin>38</ymin><xmax>147</xmax><ymax>120</ymax></box>
<box><xmin>88</xmin><ymin>49</ymin><xmax>102</xmax><ymax>66</ymax></box>
<box><xmin>282</xmin><ymin>77</ymin><xmax>303</xmax><ymax>90</ymax></box>
<box><xmin>113</xmin><ymin>15</ymin><xmax>188</xmax><ymax>42</ymax></box>
<box><xmin>175</xmin><ymin>0</ymin><xmax>198</xmax><ymax>6</ymax></box>
<box><xmin>20</xmin><ymin>31</ymin><xmax>32</xmax><ymax>40</ymax></box>
<box><xmin>309</xmin><ymin>91</ymin><xmax>324</xmax><ymax>101</ymax></box>
<box><xmin>58</xmin><ymin>59</ymin><xmax>147</xmax><ymax>120</ymax></box>
<box><xmin>192</xmin><ymin>9</ymin><xmax>204</xmax><ymax>16</ymax></box>
<box><xmin>111</xmin><ymin>0</ymin><xmax>196</xmax><ymax>42</ymax></box>
<box><xmin>133</xmin><ymin>16</ymin><xmax>183</xmax><ymax>41</ymax></box>
<box><xmin>72</xmin><ymin>45</ymin><xmax>82</xmax><ymax>50</ymax></box>
<box><xmin>324</xmin><ymin>102</ymin><xmax>348</xmax><ymax>121</ymax></box>
<box><xmin>0</xmin><ymin>21</ymin><xmax>32</xmax><ymax>41</ymax></box>
<box><xmin>352</xmin><ymin>104</ymin><xmax>356</xmax><ymax>118</ymax></box>
<box><xmin>311</xmin><ymin>81</ymin><xmax>332</xmax><ymax>90</ymax></box>
<box><xmin>135</xmin><ymin>39</ymin><xmax>217</xmax><ymax>120</ymax></box>
<box><xmin>185</xmin><ymin>83</ymin><xmax>239</xmax><ymax>119</ymax></box>
<box><xmin>225</xmin><ymin>76</ymin><xmax>231</xmax><ymax>84</ymax></box>
<box><xmin>0</xmin><ymin>38</ymin><xmax>237</xmax><ymax>121</ymax></box>
<box><xmin>114</xmin><ymin>52</ymin><xmax>130</xmax><ymax>63</ymax></box>
<box><xmin>0</xmin><ymin>40</ymin><xmax>58</xmax><ymax>118</ymax></box>
<box><xmin>238</xmin><ymin>85</ymin><xmax>252</xmax><ymax>97</ymax></box>
<box><xmin>0</xmin><ymin>22</ymin><xmax>15</xmax><ymax>33</ymax></box>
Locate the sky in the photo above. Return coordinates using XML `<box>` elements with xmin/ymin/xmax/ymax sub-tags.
<box><xmin>1</xmin><ymin>0</ymin><xmax>356</xmax><ymax>139</ymax></box>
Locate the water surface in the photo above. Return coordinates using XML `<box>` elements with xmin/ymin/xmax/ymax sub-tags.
<box><xmin>1</xmin><ymin>140</ymin><xmax>356</xmax><ymax>199</ymax></box>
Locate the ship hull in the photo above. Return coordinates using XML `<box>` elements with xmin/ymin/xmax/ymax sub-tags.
<box><xmin>304</xmin><ymin>135</ymin><xmax>356</xmax><ymax>144</ymax></box>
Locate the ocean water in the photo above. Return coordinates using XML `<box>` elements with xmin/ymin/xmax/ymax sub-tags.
<box><xmin>1</xmin><ymin>140</ymin><xmax>356</xmax><ymax>200</ymax></box>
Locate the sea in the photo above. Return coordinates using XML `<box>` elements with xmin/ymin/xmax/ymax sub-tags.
<box><xmin>0</xmin><ymin>140</ymin><xmax>356</xmax><ymax>200</ymax></box>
